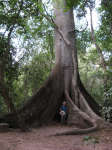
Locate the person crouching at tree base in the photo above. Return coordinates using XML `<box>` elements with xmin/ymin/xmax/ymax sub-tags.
<box><xmin>59</xmin><ymin>101</ymin><xmax>68</xmax><ymax>124</ymax></box>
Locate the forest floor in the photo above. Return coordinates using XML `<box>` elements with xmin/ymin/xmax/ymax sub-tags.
<box><xmin>0</xmin><ymin>123</ymin><xmax>112</xmax><ymax>150</ymax></box>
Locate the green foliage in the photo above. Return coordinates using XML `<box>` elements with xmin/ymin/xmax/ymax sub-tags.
<box><xmin>83</xmin><ymin>135</ymin><xmax>99</xmax><ymax>143</ymax></box>
<box><xmin>79</xmin><ymin>47</ymin><xmax>104</xmax><ymax>103</ymax></box>
<box><xmin>0</xmin><ymin>34</ymin><xmax>19</xmax><ymax>109</ymax></box>
<box><xmin>13</xmin><ymin>51</ymin><xmax>54</xmax><ymax>107</ymax></box>
<box><xmin>83</xmin><ymin>136</ymin><xmax>99</xmax><ymax>148</ymax></box>
<box><xmin>65</xmin><ymin>0</ymin><xmax>80</xmax><ymax>8</ymax></box>
<box><xmin>0</xmin><ymin>95</ymin><xmax>7</xmax><ymax>113</ymax></box>
<box><xmin>101</xmin><ymin>87</ymin><xmax>112</xmax><ymax>122</ymax></box>
<box><xmin>97</xmin><ymin>0</ymin><xmax>112</xmax><ymax>53</ymax></box>
<box><xmin>0</xmin><ymin>0</ymin><xmax>54</xmax><ymax>111</ymax></box>
<box><xmin>77</xmin><ymin>30</ymin><xmax>91</xmax><ymax>53</ymax></box>
<box><xmin>23</xmin><ymin>51</ymin><xmax>53</xmax><ymax>92</ymax></box>
<box><xmin>77</xmin><ymin>0</ymin><xmax>112</xmax><ymax>107</ymax></box>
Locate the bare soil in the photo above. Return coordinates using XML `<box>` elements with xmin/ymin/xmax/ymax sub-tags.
<box><xmin>0</xmin><ymin>123</ymin><xmax>112</xmax><ymax>150</ymax></box>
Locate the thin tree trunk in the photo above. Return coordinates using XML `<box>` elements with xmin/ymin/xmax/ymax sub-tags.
<box><xmin>89</xmin><ymin>6</ymin><xmax>107</xmax><ymax>91</ymax></box>
<box><xmin>0</xmin><ymin>64</ymin><xmax>15</xmax><ymax>113</ymax></box>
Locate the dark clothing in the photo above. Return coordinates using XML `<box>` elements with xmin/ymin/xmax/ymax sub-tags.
<box><xmin>60</xmin><ymin>105</ymin><xmax>67</xmax><ymax>113</ymax></box>
<box><xmin>60</xmin><ymin>105</ymin><xmax>68</xmax><ymax>124</ymax></box>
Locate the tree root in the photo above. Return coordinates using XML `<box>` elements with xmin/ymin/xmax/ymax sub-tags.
<box><xmin>54</xmin><ymin>90</ymin><xmax>100</xmax><ymax>136</ymax></box>
<box><xmin>54</xmin><ymin>126</ymin><xmax>98</xmax><ymax>136</ymax></box>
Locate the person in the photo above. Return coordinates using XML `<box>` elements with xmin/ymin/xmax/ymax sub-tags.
<box><xmin>59</xmin><ymin>101</ymin><xmax>68</xmax><ymax>124</ymax></box>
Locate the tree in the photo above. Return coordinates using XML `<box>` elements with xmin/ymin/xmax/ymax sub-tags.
<box><xmin>0</xmin><ymin>0</ymin><xmax>109</xmax><ymax>134</ymax></box>
<box><xmin>87</xmin><ymin>0</ymin><xmax>109</xmax><ymax>93</ymax></box>
<box><xmin>0</xmin><ymin>0</ymin><xmax>40</xmax><ymax>113</ymax></box>
<box><xmin>0</xmin><ymin>34</ymin><xmax>17</xmax><ymax>113</ymax></box>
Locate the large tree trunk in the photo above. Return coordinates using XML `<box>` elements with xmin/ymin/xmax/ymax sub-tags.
<box><xmin>0</xmin><ymin>0</ymin><xmax>108</xmax><ymax>134</ymax></box>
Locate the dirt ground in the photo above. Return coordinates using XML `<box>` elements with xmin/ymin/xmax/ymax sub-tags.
<box><xmin>0</xmin><ymin>124</ymin><xmax>112</xmax><ymax>150</ymax></box>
